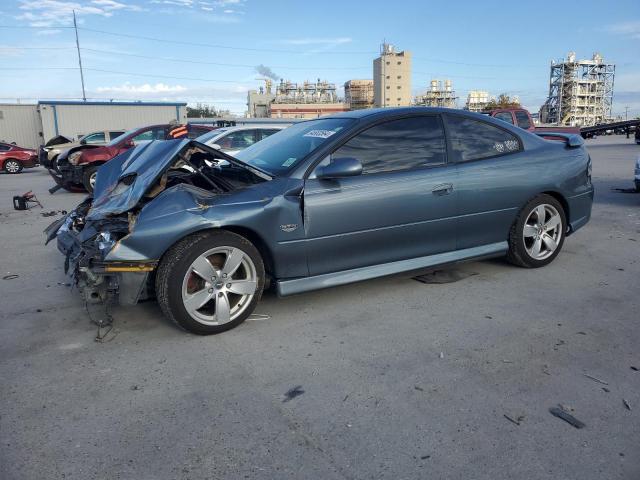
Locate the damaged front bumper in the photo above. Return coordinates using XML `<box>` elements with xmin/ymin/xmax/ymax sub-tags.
<box><xmin>45</xmin><ymin>198</ymin><xmax>155</xmax><ymax>307</ymax></box>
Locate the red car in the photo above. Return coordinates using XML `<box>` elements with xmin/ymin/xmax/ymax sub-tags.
<box><xmin>50</xmin><ymin>124</ymin><xmax>214</xmax><ymax>193</ymax></box>
<box><xmin>0</xmin><ymin>142</ymin><xmax>38</xmax><ymax>174</ymax></box>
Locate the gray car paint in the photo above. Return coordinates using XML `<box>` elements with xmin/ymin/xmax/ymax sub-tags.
<box><xmin>49</xmin><ymin>107</ymin><xmax>593</xmax><ymax>306</ymax></box>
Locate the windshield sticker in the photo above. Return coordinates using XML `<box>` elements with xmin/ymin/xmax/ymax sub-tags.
<box><xmin>282</xmin><ymin>157</ymin><xmax>297</xmax><ymax>167</ymax></box>
<box><xmin>303</xmin><ymin>129</ymin><xmax>337</xmax><ymax>139</ymax></box>
<box><xmin>493</xmin><ymin>140</ymin><xmax>519</xmax><ymax>153</ymax></box>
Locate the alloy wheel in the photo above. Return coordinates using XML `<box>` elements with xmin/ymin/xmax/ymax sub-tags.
<box><xmin>181</xmin><ymin>246</ymin><xmax>258</xmax><ymax>326</ymax></box>
<box><xmin>523</xmin><ymin>204</ymin><xmax>563</xmax><ymax>260</ymax></box>
<box><xmin>5</xmin><ymin>160</ymin><xmax>21</xmax><ymax>173</ymax></box>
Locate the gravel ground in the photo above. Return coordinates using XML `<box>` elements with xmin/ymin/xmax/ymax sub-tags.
<box><xmin>1</xmin><ymin>135</ymin><xmax>639</xmax><ymax>480</ymax></box>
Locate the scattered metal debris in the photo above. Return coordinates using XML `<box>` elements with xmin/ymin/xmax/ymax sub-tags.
<box><xmin>542</xmin><ymin>364</ymin><xmax>551</xmax><ymax>376</ymax></box>
<box><xmin>2</xmin><ymin>274</ymin><xmax>19</xmax><ymax>280</ymax></box>
<box><xmin>549</xmin><ymin>407</ymin><xmax>585</xmax><ymax>429</ymax></box>
<box><xmin>631</xmin><ymin>366</ymin><xmax>639</xmax><ymax>372</ymax></box>
<box><xmin>414</xmin><ymin>386</ymin><xmax>424</xmax><ymax>392</ymax></box>
<box><xmin>247</xmin><ymin>313</ymin><xmax>271</xmax><ymax>321</ymax></box>
<box><xmin>602</xmin><ymin>387</ymin><xmax>611</xmax><ymax>393</ymax></box>
<box><xmin>283</xmin><ymin>385</ymin><xmax>304</xmax><ymax>402</ymax></box>
<box><xmin>576</xmin><ymin>331</ymin><xmax>587</xmax><ymax>335</ymax></box>
<box><xmin>504</xmin><ymin>414</ymin><xmax>525</xmax><ymax>426</ymax></box>
<box><xmin>439</xmin><ymin>352</ymin><xmax>444</xmax><ymax>359</ymax></box>
<box><xmin>584</xmin><ymin>373</ymin><xmax>609</xmax><ymax>385</ymax></box>
<box><xmin>623</xmin><ymin>399</ymin><xmax>631</xmax><ymax>411</ymax></box>
<box><xmin>413</xmin><ymin>268</ymin><xmax>478</xmax><ymax>284</ymax></box>
<box><xmin>12</xmin><ymin>190</ymin><xmax>42</xmax><ymax>210</ymax></box>
<box><xmin>420</xmin><ymin>455</ymin><xmax>431</xmax><ymax>460</ymax></box>
<box><xmin>40</xmin><ymin>210</ymin><xmax>67</xmax><ymax>217</ymax></box>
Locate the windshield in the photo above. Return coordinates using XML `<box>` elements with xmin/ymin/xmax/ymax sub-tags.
<box><xmin>196</xmin><ymin>128</ymin><xmax>228</xmax><ymax>144</ymax></box>
<box><xmin>106</xmin><ymin>127</ymin><xmax>139</xmax><ymax>146</ymax></box>
<box><xmin>232</xmin><ymin>118</ymin><xmax>353</xmax><ymax>175</ymax></box>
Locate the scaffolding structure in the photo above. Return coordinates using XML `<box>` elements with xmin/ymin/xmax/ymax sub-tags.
<box><xmin>414</xmin><ymin>80</ymin><xmax>457</xmax><ymax>108</ymax></box>
<box><xmin>272</xmin><ymin>79</ymin><xmax>339</xmax><ymax>104</ymax></box>
<box><xmin>344</xmin><ymin>80</ymin><xmax>374</xmax><ymax>110</ymax></box>
<box><xmin>541</xmin><ymin>52</ymin><xmax>615</xmax><ymax>127</ymax></box>
<box><xmin>465</xmin><ymin>90</ymin><xmax>491</xmax><ymax>112</ymax></box>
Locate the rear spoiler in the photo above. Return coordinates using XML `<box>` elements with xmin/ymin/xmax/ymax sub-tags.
<box><xmin>534</xmin><ymin>132</ymin><xmax>584</xmax><ymax>148</ymax></box>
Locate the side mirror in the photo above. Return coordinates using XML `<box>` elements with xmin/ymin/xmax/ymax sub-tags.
<box><xmin>79</xmin><ymin>139</ymin><xmax>86</xmax><ymax>145</ymax></box>
<box><xmin>316</xmin><ymin>157</ymin><xmax>363</xmax><ymax>179</ymax></box>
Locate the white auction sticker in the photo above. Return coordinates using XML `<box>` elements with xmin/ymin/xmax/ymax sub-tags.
<box><xmin>303</xmin><ymin>130</ymin><xmax>337</xmax><ymax>139</ymax></box>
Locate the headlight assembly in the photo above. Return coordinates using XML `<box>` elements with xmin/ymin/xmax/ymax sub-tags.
<box><xmin>95</xmin><ymin>232</ymin><xmax>115</xmax><ymax>253</ymax></box>
<box><xmin>68</xmin><ymin>151</ymin><xmax>83</xmax><ymax>165</ymax></box>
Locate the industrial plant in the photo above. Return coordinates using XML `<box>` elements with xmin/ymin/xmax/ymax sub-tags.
<box><xmin>540</xmin><ymin>52</ymin><xmax>615</xmax><ymax>127</ymax></box>
<box><xmin>415</xmin><ymin>80</ymin><xmax>458</xmax><ymax>108</ymax></box>
<box><xmin>244</xmin><ymin>45</ymin><xmax>619</xmax><ymax>131</ymax></box>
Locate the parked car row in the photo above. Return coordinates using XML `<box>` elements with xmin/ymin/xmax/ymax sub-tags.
<box><xmin>0</xmin><ymin>142</ymin><xmax>38</xmax><ymax>173</ymax></box>
<box><xmin>47</xmin><ymin>123</ymin><xmax>286</xmax><ymax>192</ymax></box>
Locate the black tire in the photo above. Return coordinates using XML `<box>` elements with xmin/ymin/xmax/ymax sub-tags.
<box><xmin>51</xmin><ymin>155</ymin><xmax>61</xmax><ymax>174</ymax></box>
<box><xmin>156</xmin><ymin>230</ymin><xmax>265</xmax><ymax>335</ymax></box>
<box><xmin>506</xmin><ymin>194</ymin><xmax>567</xmax><ymax>268</ymax></box>
<box><xmin>82</xmin><ymin>166</ymin><xmax>99</xmax><ymax>193</ymax></box>
<box><xmin>4</xmin><ymin>159</ymin><xmax>23</xmax><ymax>174</ymax></box>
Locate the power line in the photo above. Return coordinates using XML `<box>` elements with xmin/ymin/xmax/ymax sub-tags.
<box><xmin>79</xmin><ymin>47</ymin><xmax>371</xmax><ymax>71</ymax></box>
<box><xmin>77</xmin><ymin>26</ymin><xmax>376</xmax><ymax>55</ymax></box>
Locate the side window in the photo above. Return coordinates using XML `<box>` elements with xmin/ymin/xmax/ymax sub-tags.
<box><xmin>217</xmin><ymin>130</ymin><xmax>256</xmax><ymax>151</ymax></box>
<box><xmin>131</xmin><ymin>130</ymin><xmax>154</xmax><ymax>144</ymax></box>
<box><xmin>109</xmin><ymin>131</ymin><xmax>125</xmax><ymax>140</ymax></box>
<box><xmin>494</xmin><ymin>112</ymin><xmax>514</xmax><ymax>124</ymax></box>
<box><xmin>332</xmin><ymin>116</ymin><xmax>446</xmax><ymax>174</ymax></box>
<box><xmin>83</xmin><ymin>132</ymin><xmax>106</xmax><ymax>144</ymax></box>
<box><xmin>445</xmin><ymin>114</ymin><xmax>521</xmax><ymax>162</ymax></box>
<box><xmin>515</xmin><ymin>111</ymin><xmax>532</xmax><ymax>130</ymax></box>
<box><xmin>0</xmin><ymin>144</ymin><xmax>10</xmax><ymax>152</ymax></box>
<box><xmin>259</xmin><ymin>129</ymin><xmax>281</xmax><ymax>140</ymax></box>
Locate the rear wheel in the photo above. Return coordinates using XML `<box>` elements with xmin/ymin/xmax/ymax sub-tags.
<box><xmin>507</xmin><ymin>194</ymin><xmax>566</xmax><ymax>268</ymax></box>
<box><xmin>82</xmin><ymin>166</ymin><xmax>99</xmax><ymax>193</ymax></box>
<box><xmin>4</xmin><ymin>159</ymin><xmax>22</xmax><ymax>174</ymax></box>
<box><xmin>156</xmin><ymin>230</ymin><xmax>265</xmax><ymax>335</ymax></box>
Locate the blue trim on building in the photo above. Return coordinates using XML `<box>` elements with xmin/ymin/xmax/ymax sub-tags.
<box><xmin>175</xmin><ymin>105</ymin><xmax>180</xmax><ymax>121</ymax></box>
<box><xmin>52</xmin><ymin>105</ymin><xmax>59</xmax><ymax>136</ymax></box>
<box><xmin>37</xmin><ymin>100</ymin><xmax>187</xmax><ymax>107</ymax></box>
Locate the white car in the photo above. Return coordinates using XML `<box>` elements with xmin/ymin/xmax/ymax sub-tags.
<box><xmin>196</xmin><ymin>125</ymin><xmax>288</xmax><ymax>156</ymax></box>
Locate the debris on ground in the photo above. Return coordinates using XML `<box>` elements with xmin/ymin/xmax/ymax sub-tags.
<box><xmin>40</xmin><ymin>210</ymin><xmax>67</xmax><ymax>217</ymax></box>
<box><xmin>2</xmin><ymin>274</ymin><xmax>19</xmax><ymax>280</ymax></box>
<box><xmin>631</xmin><ymin>366</ymin><xmax>639</xmax><ymax>372</ymax></box>
<box><xmin>623</xmin><ymin>399</ymin><xmax>631</xmax><ymax>411</ymax></box>
<box><xmin>12</xmin><ymin>190</ymin><xmax>43</xmax><ymax>210</ymax></box>
<box><xmin>584</xmin><ymin>373</ymin><xmax>609</xmax><ymax>385</ymax></box>
<box><xmin>420</xmin><ymin>455</ymin><xmax>431</xmax><ymax>460</ymax></box>
<box><xmin>414</xmin><ymin>386</ymin><xmax>424</xmax><ymax>392</ymax></box>
<box><xmin>549</xmin><ymin>406</ymin><xmax>586</xmax><ymax>429</ymax></box>
<box><xmin>413</xmin><ymin>269</ymin><xmax>478</xmax><ymax>284</ymax></box>
<box><xmin>602</xmin><ymin>387</ymin><xmax>611</xmax><ymax>393</ymax></box>
<box><xmin>542</xmin><ymin>364</ymin><xmax>551</xmax><ymax>376</ymax></box>
<box><xmin>577</xmin><ymin>331</ymin><xmax>587</xmax><ymax>335</ymax></box>
<box><xmin>503</xmin><ymin>414</ymin><xmax>525</xmax><ymax>426</ymax></box>
<box><xmin>439</xmin><ymin>352</ymin><xmax>444</xmax><ymax>359</ymax></box>
<box><xmin>283</xmin><ymin>385</ymin><xmax>305</xmax><ymax>402</ymax></box>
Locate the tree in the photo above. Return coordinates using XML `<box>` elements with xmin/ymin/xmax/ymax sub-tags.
<box><xmin>484</xmin><ymin>94</ymin><xmax>521</xmax><ymax>110</ymax></box>
<box><xmin>187</xmin><ymin>103</ymin><xmax>219</xmax><ymax>118</ymax></box>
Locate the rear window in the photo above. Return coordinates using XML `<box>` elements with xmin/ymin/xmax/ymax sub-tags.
<box><xmin>445</xmin><ymin>114</ymin><xmax>521</xmax><ymax>162</ymax></box>
<box><xmin>515</xmin><ymin>111</ymin><xmax>532</xmax><ymax>129</ymax></box>
<box><xmin>494</xmin><ymin>112</ymin><xmax>514</xmax><ymax>124</ymax></box>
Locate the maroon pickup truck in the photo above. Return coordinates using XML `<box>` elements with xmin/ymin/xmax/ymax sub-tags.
<box><xmin>482</xmin><ymin>108</ymin><xmax>580</xmax><ymax>138</ymax></box>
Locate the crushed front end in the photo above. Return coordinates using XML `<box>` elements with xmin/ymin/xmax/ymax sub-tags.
<box><xmin>45</xmin><ymin>197</ymin><xmax>154</xmax><ymax>307</ymax></box>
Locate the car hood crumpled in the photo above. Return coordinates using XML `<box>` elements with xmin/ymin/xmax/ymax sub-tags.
<box><xmin>88</xmin><ymin>139</ymin><xmax>186</xmax><ymax>220</ymax></box>
<box><xmin>87</xmin><ymin>139</ymin><xmax>271</xmax><ymax>220</ymax></box>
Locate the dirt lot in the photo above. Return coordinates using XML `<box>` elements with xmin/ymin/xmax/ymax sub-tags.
<box><xmin>1</xmin><ymin>135</ymin><xmax>639</xmax><ymax>480</ymax></box>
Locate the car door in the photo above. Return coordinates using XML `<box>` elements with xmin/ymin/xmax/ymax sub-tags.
<box><xmin>302</xmin><ymin>115</ymin><xmax>457</xmax><ymax>276</ymax></box>
<box><xmin>444</xmin><ymin>113</ymin><xmax>530</xmax><ymax>249</ymax></box>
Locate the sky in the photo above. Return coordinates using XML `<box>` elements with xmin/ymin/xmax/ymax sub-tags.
<box><xmin>0</xmin><ymin>0</ymin><xmax>639</xmax><ymax>117</ymax></box>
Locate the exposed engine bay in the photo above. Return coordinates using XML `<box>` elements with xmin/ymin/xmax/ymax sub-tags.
<box><xmin>45</xmin><ymin>140</ymin><xmax>270</xmax><ymax>310</ymax></box>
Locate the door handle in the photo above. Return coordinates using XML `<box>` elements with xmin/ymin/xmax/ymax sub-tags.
<box><xmin>432</xmin><ymin>183</ymin><xmax>453</xmax><ymax>196</ymax></box>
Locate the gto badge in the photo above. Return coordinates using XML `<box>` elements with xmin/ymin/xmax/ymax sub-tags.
<box><xmin>280</xmin><ymin>224</ymin><xmax>298</xmax><ymax>232</ymax></box>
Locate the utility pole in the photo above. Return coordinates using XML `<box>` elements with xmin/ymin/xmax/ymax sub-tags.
<box><xmin>73</xmin><ymin>10</ymin><xmax>87</xmax><ymax>101</ymax></box>
<box><xmin>624</xmin><ymin>105</ymin><xmax>629</xmax><ymax>121</ymax></box>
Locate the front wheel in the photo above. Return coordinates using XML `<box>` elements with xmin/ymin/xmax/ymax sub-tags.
<box><xmin>82</xmin><ymin>166</ymin><xmax>99</xmax><ymax>194</ymax></box>
<box><xmin>156</xmin><ymin>230</ymin><xmax>265</xmax><ymax>335</ymax></box>
<box><xmin>507</xmin><ymin>194</ymin><xmax>566</xmax><ymax>268</ymax></box>
<box><xmin>4</xmin><ymin>159</ymin><xmax>23</xmax><ymax>174</ymax></box>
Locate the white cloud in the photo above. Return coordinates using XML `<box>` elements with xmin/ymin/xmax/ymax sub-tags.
<box><xmin>17</xmin><ymin>0</ymin><xmax>143</xmax><ymax>27</ymax></box>
<box><xmin>96</xmin><ymin>82</ymin><xmax>188</xmax><ymax>94</ymax></box>
<box><xmin>605</xmin><ymin>20</ymin><xmax>640</xmax><ymax>39</ymax></box>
